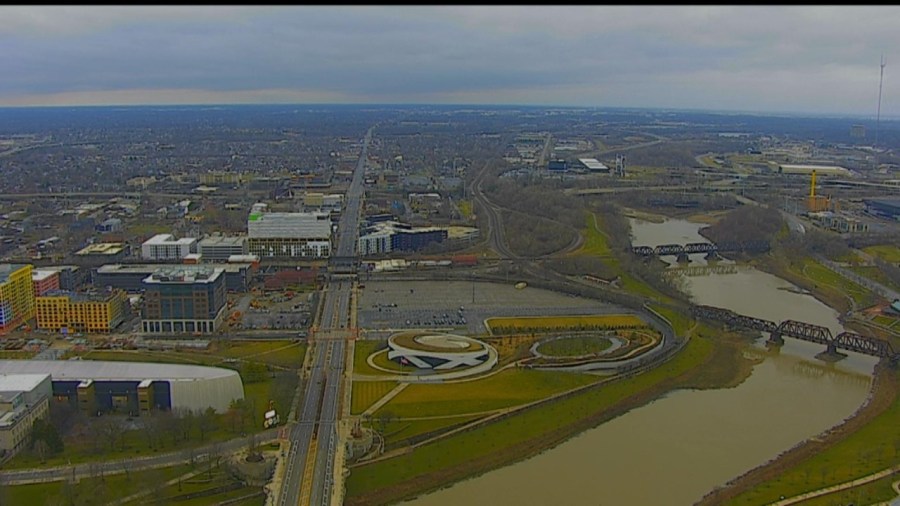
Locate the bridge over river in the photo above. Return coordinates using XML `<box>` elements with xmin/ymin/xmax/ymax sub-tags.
<box><xmin>632</xmin><ymin>240</ymin><xmax>770</xmax><ymax>260</ymax></box>
<box><xmin>692</xmin><ymin>304</ymin><xmax>898</xmax><ymax>363</ymax></box>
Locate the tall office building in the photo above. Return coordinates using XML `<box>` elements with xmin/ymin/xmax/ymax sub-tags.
<box><xmin>140</xmin><ymin>266</ymin><xmax>226</xmax><ymax>335</ymax></box>
<box><xmin>0</xmin><ymin>264</ymin><xmax>35</xmax><ymax>335</ymax></box>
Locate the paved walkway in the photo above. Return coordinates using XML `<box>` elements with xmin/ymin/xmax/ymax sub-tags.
<box><xmin>769</xmin><ymin>464</ymin><xmax>900</xmax><ymax>505</ymax></box>
<box><xmin>361</xmin><ymin>383</ymin><xmax>409</xmax><ymax>417</ymax></box>
<box><xmin>0</xmin><ymin>429</ymin><xmax>281</xmax><ymax>485</ymax></box>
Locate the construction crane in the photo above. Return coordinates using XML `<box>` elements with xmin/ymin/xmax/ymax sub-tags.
<box><xmin>807</xmin><ymin>169</ymin><xmax>833</xmax><ymax>213</ymax></box>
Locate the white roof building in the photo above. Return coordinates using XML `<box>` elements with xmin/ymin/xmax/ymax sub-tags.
<box><xmin>141</xmin><ymin>234</ymin><xmax>198</xmax><ymax>261</ymax></box>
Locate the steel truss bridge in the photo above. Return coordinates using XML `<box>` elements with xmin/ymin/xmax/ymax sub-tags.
<box><xmin>692</xmin><ymin>305</ymin><xmax>898</xmax><ymax>363</ymax></box>
<box><xmin>631</xmin><ymin>240</ymin><xmax>771</xmax><ymax>258</ymax></box>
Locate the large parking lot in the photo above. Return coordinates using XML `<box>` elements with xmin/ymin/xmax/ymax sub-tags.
<box><xmin>357</xmin><ymin>280</ymin><xmax>622</xmax><ymax>338</ymax></box>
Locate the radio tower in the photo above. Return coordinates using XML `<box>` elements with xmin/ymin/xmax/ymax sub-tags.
<box><xmin>876</xmin><ymin>54</ymin><xmax>886</xmax><ymax>148</ymax></box>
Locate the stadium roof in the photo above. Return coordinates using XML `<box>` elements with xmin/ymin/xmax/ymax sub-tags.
<box><xmin>0</xmin><ymin>360</ymin><xmax>237</xmax><ymax>382</ymax></box>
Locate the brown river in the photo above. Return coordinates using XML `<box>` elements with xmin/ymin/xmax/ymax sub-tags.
<box><xmin>404</xmin><ymin>218</ymin><xmax>877</xmax><ymax>506</ymax></box>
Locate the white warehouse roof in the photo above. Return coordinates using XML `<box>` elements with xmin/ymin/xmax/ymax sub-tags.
<box><xmin>578</xmin><ymin>158</ymin><xmax>609</xmax><ymax>171</ymax></box>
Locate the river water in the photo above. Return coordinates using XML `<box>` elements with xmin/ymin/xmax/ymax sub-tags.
<box><xmin>405</xmin><ymin>217</ymin><xmax>877</xmax><ymax>506</ymax></box>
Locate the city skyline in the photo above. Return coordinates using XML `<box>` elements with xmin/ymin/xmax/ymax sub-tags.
<box><xmin>1</xmin><ymin>6</ymin><xmax>898</xmax><ymax>118</ymax></box>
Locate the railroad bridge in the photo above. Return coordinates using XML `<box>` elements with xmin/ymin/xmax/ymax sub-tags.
<box><xmin>691</xmin><ymin>305</ymin><xmax>898</xmax><ymax>363</ymax></box>
<box><xmin>631</xmin><ymin>240</ymin><xmax>770</xmax><ymax>260</ymax></box>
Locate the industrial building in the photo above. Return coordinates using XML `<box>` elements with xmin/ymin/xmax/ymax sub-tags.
<box><xmin>247</xmin><ymin>211</ymin><xmax>332</xmax><ymax>258</ymax></box>
<box><xmin>141</xmin><ymin>234</ymin><xmax>198</xmax><ymax>261</ymax></box>
<box><xmin>74</xmin><ymin>243</ymin><xmax>129</xmax><ymax>266</ymax></box>
<box><xmin>358</xmin><ymin>221</ymin><xmax>448</xmax><ymax>257</ymax></box>
<box><xmin>0</xmin><ymin>360</ymin><xmax>243</xmax><ymax>416</ymax></box>
<box><xmin>94</xmin><ymin>263</ymin><xmax>252</xmax><ymax>293</ymax></box>
<box><xmin>95</xmin><ymin>218</ymin><xmax>123</xmax><ymax>233</ymax></box>
<box><xmin>197</xmin><ymin>235</ymin><xmax>249</xmax><ymax>261</ymax></box>
<box><xmin>0</xmin><ymin>264</ymin><xmax>35</xmax><ymax>335</ymax></box>
<box><xmin>578</xmin><ymin>158</ymin><xmax>610</xmax><ymax>173</ymax></box>
<box><xmin>548</xmin><ymin>159</ymin><xmax>568</xmax><ymax>172</ymax></box>
<box><xmin>0</xmin><ymin>374</ymin><xmax>51</xmax><ymax>456</ymax></box>
<box><xmin>302</xmin><ymin>192</ymin><xmax>343</xmax><ymax>210</ymax></box>
<box><xmin>35</xmin><ymin>289</ymin><xmax>129</xmax><ymax>334</ymax></box>
<box><xmin>777</xmin><ymin>164</ymin><xmax>851</xmax><ymax>177</ymax></box>
<box><xmin>140</xmin><ymin>266</ymin><xmax>227</xmax><ymax>335</ymax></box>
<box><xmin>864</xmin><ymin>198</ymin><xmax>900</xmax><ymax>220</ymax></box>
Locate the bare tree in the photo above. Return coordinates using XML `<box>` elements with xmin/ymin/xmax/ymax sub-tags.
<box><xmin>97</xmin><ymin>417</ymin><xmax>125</xmax><ymax>453</ymax></box>
<box><xmin>196</xmin><ymin>407</ymin><xmax>218</xmax><ymax>442</ymax></box>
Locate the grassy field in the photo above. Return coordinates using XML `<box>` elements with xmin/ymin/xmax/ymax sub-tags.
<box><xmin>485</xmin><ymin>314</ymin><xmax>645</xmax><ymax>334</ymax></box>
<box><xmin>374</xmin><ymin>368</ymin><xmax>600</xmax><ymax>418</ymax></box>
<box><xmin>726</xmin><ymin>368</ymin><xmax>900</xmax><ymax>505</ymax></box>
<box><xmin>382</xmin><ymin>415</ymin><xmax>484</xmax><ymax>446</ymax></box>
<box><xmin>799</xmin><ymin>258</ymin><xmax>876</xmax><ymax>308</ymax></box>
<box><xmin>536</xmin><ymin>336</ymin><xmax>613</xmax><ymax>357</ymax></box>
<box><xmin>5</xmin><ymin>463</ymin><xmax>194</xmax><ymax>505</ymax></box>
<box><xmin>648</xmin><ymin>304</ymin><xmax>694</xmax><ymax>336</ymax></box>
<box><xmin>351</xmin><ymin>381</ymin><xmax>399</xmax><ymax>415</ymax></box>
<box><xmin>124</xmin><ymin>465</ymin><xmax>265</xmax><ymax>506</ymax></box>
<box><xmin>354</xmin><ymin>340</ymin><xmax>390</xmax><ymax>376</ymax></box>
<box><xmin>345</xmin><ymin>334</ymin><xmax>716</xmax><ymax>503</ymax></box>
<box><xmin>574</xmin><ymin>211</ymin><xmax>676</xmax><ymax>305</ymax></box>
<box><xmin>0</xmin><ymin>350</ymin><xmax>35</xmax><ymax>359</ymax></box>
<box><xmin>864</xmin><ymin>245</ymin><xmax>900</xmax><ymax>264</ymax></box>
<box><xmin>849</xmin><ymin>265</ymin><xmax>900</xmax><ymax>293</ymax></box>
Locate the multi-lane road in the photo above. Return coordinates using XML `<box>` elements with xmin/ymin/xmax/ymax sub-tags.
<box><xmin>278</xmin><ymin>127</ymin><xmax>371</xmax><ymax>506</ymax></box>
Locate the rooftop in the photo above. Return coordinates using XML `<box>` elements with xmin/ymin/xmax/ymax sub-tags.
<box><xmin>143</xmin><ymin>265</ymin><xmax>224</xmax><ymax>284</ymax></box>
<box><xmin>0</xmin><ymin>374</ymin><xmax>50</xmax><ymax>394</ymax></box>
<box><xmin>39</xmin><ymin>289</ymin><xmax>121</xmax><ymax>303</ymax></box>
<box><xmin>0</xmin><ymin>264</ymin><xmax>30</xmax><ymax>284</ymax></box>
<box><xmin>0</xmin><ymin>360</ymin><xmax>237</xmax><ymax>382</ymax></box>
<box><xmin>76</xmin><ymin>243</ymin><xmax>126</xmax><ymax>256</ymax></box>
<box><xmin>143</xmin><ymin>234</ymin><xmax>197</xmax><ymax>246</ymax></box>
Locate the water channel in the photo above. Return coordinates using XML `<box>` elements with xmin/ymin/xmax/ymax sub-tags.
<box><xmin>405</xmin><ymin>217</ymin><xmax>877</xmax><ymax>506</ymax></box>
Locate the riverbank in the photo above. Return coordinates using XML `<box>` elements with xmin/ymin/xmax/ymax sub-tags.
<box><xmin>345</xmin><ymin>328</ymin><xmax>758</xmax><ymax>505</ymax></box>
<box><xmin>696</xmin><ymin>363</ymin><xmax>898</xmax><ymax>505</ymax></box>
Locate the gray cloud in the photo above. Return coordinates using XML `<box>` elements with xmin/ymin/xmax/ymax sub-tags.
<box><xmin>0</xmin><ymin>6</ymin><xmax>897</xmax><ymax>115</ymax></box>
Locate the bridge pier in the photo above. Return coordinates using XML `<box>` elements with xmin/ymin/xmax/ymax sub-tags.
<box><xmin>767</xmin><ymin>332</ymin><xmax>784</xmax><ymax>346</ymax></box>
<box><xmin>704</xmin><ymin>251</ymin><xmax>721</xmax><ymax>262</ymax></box>
<box><xmin>676</xmin><ymin>252</ymin><xmax>690</xmax><ymax>264</ymax></box>
<box><xmin>816</xmin><ymin>343</ymin><xmax>847</xmax><ymax>362</ymax></box>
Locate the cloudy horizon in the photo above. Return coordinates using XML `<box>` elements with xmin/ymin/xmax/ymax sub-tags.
<box><xmin>1</xmin><ymin>6</ymin><xmax>898</xmax><ymax>119</ymax></box>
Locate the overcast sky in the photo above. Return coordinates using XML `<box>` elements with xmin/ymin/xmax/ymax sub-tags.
<box><xmin>1</xmin><ymin>6</ymin><xmax>898</xmax><ymax>117</ymax></box>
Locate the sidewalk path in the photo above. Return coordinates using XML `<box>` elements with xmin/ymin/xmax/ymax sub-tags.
<box><xmin>769</xmin><ymin>464</ymin><xmax>900</xmax><ymax>505</ymax></box>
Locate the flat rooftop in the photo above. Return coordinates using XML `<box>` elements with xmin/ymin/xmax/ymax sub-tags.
<box><xmin>0</xmin><ymin>360</ymin><xmax>237</xmax><ymax>382</ymax></box>
<box><xmin>76</xmin><ymin>243</ymin><xmax>126</xmax><ymax>256</ymax></box>
<box><xmin>0</xmin><ymin>373</ymin><xmax>50</xmax><ymax>393</ymax></box>
<box><xmin>0</xmin><ymin>264</ymin><xmax>29</xmax><ymax>284</ymax></box>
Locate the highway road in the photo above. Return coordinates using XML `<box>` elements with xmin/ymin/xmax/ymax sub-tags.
<box><xmin>278</xmin><ymin>127</ymin><xmax>370</xmax><ymax>505</ymax></box>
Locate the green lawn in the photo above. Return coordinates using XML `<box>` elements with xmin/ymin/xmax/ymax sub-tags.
<box><xmin>536</xmin><ymin>336</ymin><xmax>613</xmax><ymax>357</ymax></box>
<box><xmin>727</xmin><ymin>369</ymin><xmax>900</xmax><ymax>505</ymax></box>
<box><xmin>382</xmin><ymin>415</ymin><xmax>484</xmax><ymax>446</ymax></box>
<box><xmin>352</xmin><ymin>381</ymin><xmax>399</xmax><ymax>415</ymax></box>
<box><xmin>801</xmin><ymin>258</ymin><xmax>876</xmax><ymax>307</ymax></box>
<box><xmin>354</xmin><ymin>340</ymin><xmax>390</xmax><ymax>376</ymax></box>
<box><xmin>346</xmin><ymin>334</ymin><xmax>715</xmax><ymax>500</ymax></box>
<box><xmin>864</xmin><ymin>245</ymin><xmax>900</xmax><ymax>264</ymax></box>
<box><xmin>5</xmin><ymin>463</ymin><xmax>194</xmax><ymax>505</ymax></box>
<box><xmin>375</xmin><ymin>368</ymin><xmax>601</xmax><ymax>418</ymax></box>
